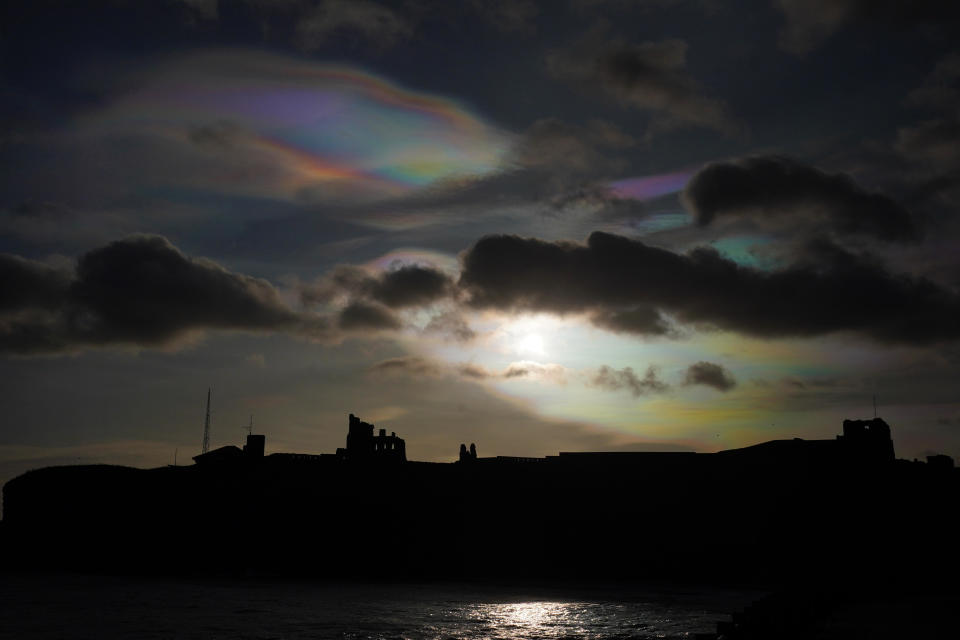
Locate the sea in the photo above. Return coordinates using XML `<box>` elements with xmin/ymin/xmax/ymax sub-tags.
<box><xmin>0</xmin><ymin>573</ymin><xmax>762</xmax><ymax>639</ymax></box>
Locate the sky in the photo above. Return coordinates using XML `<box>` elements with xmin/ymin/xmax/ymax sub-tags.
<box><xmin>2</xmin><ymin>0</ymin><xmax>960</xmax><ymax>488</ymax></box>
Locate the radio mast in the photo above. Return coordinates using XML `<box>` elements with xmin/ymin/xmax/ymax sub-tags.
<box><xmin>201</xmin><ymin>388</ymin><xmax>212</xmax><ymax>454</ymax></box>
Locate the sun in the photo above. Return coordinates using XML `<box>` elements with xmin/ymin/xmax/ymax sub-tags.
<box><xmin>500</xmin><ymin>314</ymin><xmax>559</xmax><ymax>358</ymax></box>
<box><xmin>516</xmin><ymin>332</ymin><xmax>546</xmax><ymax>356</ymax></box>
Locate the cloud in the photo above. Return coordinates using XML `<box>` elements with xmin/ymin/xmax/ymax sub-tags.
<box><xmin>509</xmin><ymin>117</ymin><xmax>635</xmax><ymax>174</ymax></box>
<box><xmin>368</xmin><ymin>356</ymin><xmax>567</xmax><ymax>384</ymax></box>
<box><xmin>592</xmin><ymin>365</ymin><xmax>668</xmax><ymax>396</ymax></box>
<box><xmin>301</xmin><ymin>264</ymin><xmax>454</xmax><ymax>309</ymax></box>
<box><xmin>374</xmin><ymin>266</ymin><xmax>454</xmax><ymax>307</ymax></box>
<box><xmin>905</xmin><ymin>52</ymin><xmax>960</xmax><ymax>112</ymax></box>
<box><xmin>337</xmin><ymin>300</ymin><xmax>402</xmax><ymax>331</ymax></box>
<box><xmin>423</xmin><ymin>311</ymin><xmax>477</xmax><ymax>342</ymax></box>
<box><xmin>368</xmin><ymin>356</ymin><xmax>443</xmax><ymax>378</ymax></box>
<box><xmin>456</xmin><ymin>363</ymin><xmax>491</xmax><ymax>379</ymax></box>
<box><xmin>774</xmin><ymin>0</ymin><xmax>859</xmax><ymax>54</ymax></box>
<box><xmin>681</xmin><ymin>156</ymin><xmax>920</xmax><ymax>243</ymax></box>
<box><xmin>0</xmin><ymin>235</ymin><xmax>408</xmax><ymax>355</ymax></box>
<box><xmin>295</xmin><ymin>0</ymin><xmax>413</xmax><ymax>50</ymax></box>
<box><xmin>179</xmin><ymin>0</ymin><xmax>218</xmax><ymax>21</ymax></box>
<box><xmin>5</xmin><ymin>50</ymin><xmax>510</xmax><ymax>233</ymax></box>
<box><xmin>590</xmin><ymin>306</ymin><xmax>676</xmax><ymax>336</ymax></box>
<box><xmin>895</xmin><ymin>119</ymin><xmax>960</xmax><ymax>167</ymax></box>
<box><xmin>470</xmin><ymin>0</ymin><xmax>539</xmax><ymax>32</ymax></box>
<box><xmin>775</xmin><ymin>0</ymin><xmax>960</xmax><ymax>55</ymax></box>
<box><xmin>683</xmin><ymin>361</ymin><xmax>736</xmax><ymax>391</ymax></box>
<box><xmin>546</xmin><ymin>21</ymin><xmax>738</xmax><ymax>136</ymax></box>
<box><xmin>777</xmin><ymin>375</ymin><xmax>839</xmax><ymax>390</ymax></box>
<box><xmin>0</xmin><ymin>254</ymin><xmax>72</xmax><ymax>313</ymax></box>
<box><xmin>288</xmin><ymin>116</ymin><xmax>639</xmax><ymax>232</ymax></box>
<box><xmin>458</xmin><ymin>230</ymin><xmax>960</xmax><ymax>344</ymax></box>
<box><xmin>891</xmin><ymin>53</ymin><xmax>960</xmax><ymax>208</ymax></box>
<box><xmin>502</xmin><ymin>360</ymin><xmax>568</xmax><ymax>383</ymax></box>
<box><xmin>896</xmin><ymin>55</ymin><xmax>960</xmax><ymax>172</ymax></box>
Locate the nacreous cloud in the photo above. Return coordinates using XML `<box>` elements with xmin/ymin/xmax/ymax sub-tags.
<box><xmin>458</xmin><ymin>231</ymin><xmax>960</xmax><ymax>344</ymax></box>
<box><xmin>681</xmin><ymin>156</ymin><xmax>920</xmax><ymax>243</ymax></box>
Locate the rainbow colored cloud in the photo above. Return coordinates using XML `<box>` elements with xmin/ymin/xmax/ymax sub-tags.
<box><xmin>81</xmin><ymin>51</ymin><xmax>510</xmax><ymax>202</ymax></box>
<box><xmin>607</xmin><ymin>169</ymin><xmax>694</xmax><ymax>202</ymax></box>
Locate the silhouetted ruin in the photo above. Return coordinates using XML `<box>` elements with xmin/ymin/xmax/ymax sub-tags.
<box><xmin>458</xmin><ymin>442</ymin><xmax>478</xmax><ymax>462</ymax></box>
<box><xmin>2</xmin><ymin>413</ymin><xmax>957</xmax><ymax>589</ymax></box>
<box><xmin>337</xmin><ymin>413</ymin><xmax>406</xmax><ymax>462</ymax></box>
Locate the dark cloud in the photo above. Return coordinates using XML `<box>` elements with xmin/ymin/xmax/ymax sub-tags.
<box><xmin>590</xmin><ymin>306</ymin><xmax>676</xmax><ymax>336</ymax></box>
<box><xmin>374</xmin><ymin>266</ymin><xmax>454</xmax><ymax>308</ymax></box>
<box><xmin>592</xmin><ymin>365</ymin><xmax>668</xmax><ymax>396</ymax></box>
<box><xmin>70</xmin><ymin>235</ymin><xmax>301</xmax><ymax>336</ymax></box>
<box><xmin>187</xmin><ymin>121</ymin><xmax>245</xmax><ymax>149</ymax></box>
<box><xmin>893</xmin><ymin>118</ymin><xmax>960</xmax><ymax>208</ymax></box>
<box><xmin>571</xmin><ymin>0</ymin><xmax>692</xmax><ymax>9</ymax></box>
<box><xmin>337</xmin><ymin>300</ymin><xmax>402</xmax><ymax>331</ymax></box>
<box><xmin>683</xmin><ymin>361</ymin><xmax>736</xmax><ymax>391</ymax></box>
<box><xmin>295</xmin><ymin>0</ymin><xmax>413</xmax><ymax>51</ymax></box>
<box><xmin>0</xmin><ymin>254</ymin><xmax>71</xmax><ymax>312</ymax></box>
<box><xmin>423</xmin><ymin>311</ymin><xmax>476</xmax><ymax>342</ymax></box>
<box><xmin>681</xmin><ymin>156</ymin><xmax>920</xmax><ymax>243</ymax></box>
<box><xmin>892</xmin><ymin>53</ymin><xmax>960</xmax><ymax>208</ymax></box>
<box><xmin>905</xmin><ymin>52</ymin><xmax>960</xmax><ymax>112</ymax></box>
<box><xmin>896</xmin><ymin>119</ymin><xmax>960</xmax><ymax>164</ymax></box>
<box><xmin>9</xmin><ymin>201</ymin><xmax>71</xmax><ymax>220</ymax></box>
<box><xmin>469</xmin><ymin>0</ymin><xmax>539</xmax><ymax>32</ymax></box>
<box><xmin>510</xmin><ymin>118</ymin><xmax>635</xmax><ymax>174</ymax></box>
<box><xmin>456</xmin><ymin>363</ymin><xmax>492</xmax><ymax>379</ymax></box>
<box><xmin>775</xmin><ymin>0</ymin><xmax>960</xmax><ymax>54</ymax></box>
<box><xmin>301</xmin><ymin>264</ymin><xmax>454</xmax><ymax>309</ymax></box>
<box><xmin>458</xmin><ymin>230</ymin><xmax>960</xmax><ymax>344</ymax></box>
<box><xmin>779</xmin><ymin>376</ymin><xmax>840</xmax><ymax>390</ymax></box>
<box><xmin>367</xmin><ymin>357</ymin><xmax>565</xmax><ymax>384</ymax></box>
<box><xmin>546</xmin><ymin>21</ymin><xmax>738</xmax><ymax>136</ymax></box>
<box><xmin>300</xmin><ymin>265</ymin><xmax>368</xmax><ymax>307</ymax></box>
<box><xmin>0</xmin><ymin>235</ymin><xmax>347</xmax><ymax>355</ymax></box>
<box><xmin>368</xmin><ymin>356</ymin><xmax>443</xmax><ymax>378</ymax></box>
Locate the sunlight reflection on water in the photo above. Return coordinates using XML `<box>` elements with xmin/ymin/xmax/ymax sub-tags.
<box><xmin>0</xmin><ymin>574</ymin><xmax>749</xmax><ymax>640</ymax></box>
<box><xmin>420</xmin><ymin>599</ymin><xmax>691</xmax><ymax>639</ymax></box>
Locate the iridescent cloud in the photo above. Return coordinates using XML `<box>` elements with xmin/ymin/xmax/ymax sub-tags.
<box><xmin>80</xmin><ymin>50</ymin><xmax>510</xmax><ymax>202</ymax></box>
<box><xmin>608</xmin><ymin>168</ymin><xmax>695</xmax><ymax>202</ymax></box>
<box><xmin>364</xmin><ymin>248</ymin><xmax>459</xmax><ymax>273</ymax></box>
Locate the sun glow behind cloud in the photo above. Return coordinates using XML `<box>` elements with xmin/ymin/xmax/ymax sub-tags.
<box><xmin>405</xmin><ymin>306</ymin><xmax>912</xmax><ymax>451</ymax></box>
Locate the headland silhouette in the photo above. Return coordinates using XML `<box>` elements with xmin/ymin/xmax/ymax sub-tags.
<box><xmin>2</xmin><ymin>411</ymin><xmax>957</xmax><ymax>595</ymax></box>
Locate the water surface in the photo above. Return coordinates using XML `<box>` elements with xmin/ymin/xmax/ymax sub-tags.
<box><xmin>0</xmin><ymin>573</ymin><xmax>759</xmax><ymax>639</ymax></box>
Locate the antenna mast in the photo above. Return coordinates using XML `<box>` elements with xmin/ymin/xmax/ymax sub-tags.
<box><xmin>201</xmin><ymin>388</ymin><xmax>212</xmax><ymax>454</ymax></box>
<box><xmin>247</xmin><ymin>415</ymin><xmax>253</xmax><ymax>436</ymax></box>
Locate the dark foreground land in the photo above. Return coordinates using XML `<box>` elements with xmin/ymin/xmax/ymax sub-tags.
<box><xmin>1</xmin><ymin>418</ymin><xmax>958</xmax><ymax>637</ymax></box>
<box><xmin>3</xmin><ymin>446</ymin><xmax>957</xmax><ymax>583</ymax></box>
